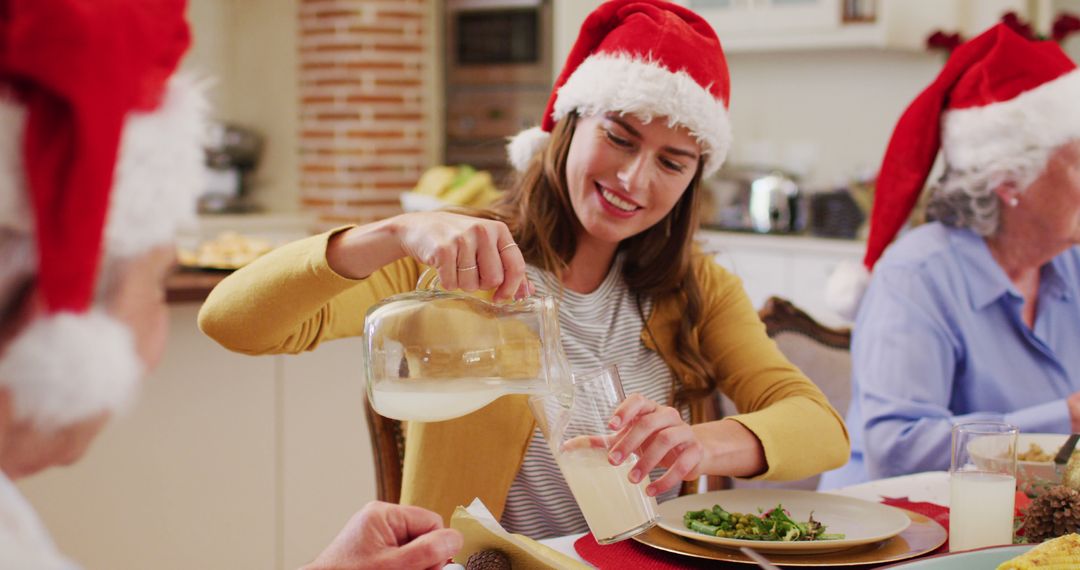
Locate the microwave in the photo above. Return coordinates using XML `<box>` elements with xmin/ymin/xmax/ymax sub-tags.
<box><xmin>445</xmin><ymin>0</ymin><xmax>552</xmax><ymax>85</ymax></box>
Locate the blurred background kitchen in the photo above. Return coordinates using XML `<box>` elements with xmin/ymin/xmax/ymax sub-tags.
<box><xmin>17</xmin><ymin>1</ymin><xmax>1080</xmax><ymax>569</ymax></box>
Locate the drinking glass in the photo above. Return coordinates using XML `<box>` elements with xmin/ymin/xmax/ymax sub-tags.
<box><xmin>529</xmin><ymin>365</ymin><xmax>659</xmax><ymax>544</ymax></box>
<box><xmin>949</xmin><ymin>421</ymin><xmax>1019</xmax><ymax>551</ymax></box>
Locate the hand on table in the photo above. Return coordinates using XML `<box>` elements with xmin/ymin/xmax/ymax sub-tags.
<box><xmin>605</xmin><ymin>393</ymin><xmax>705</xmax><ymax>497</ymax></box>
<box><xmin>304</xmin><ymin>501</ymin><xmax>463</xmax><ymax>570</ymax></box>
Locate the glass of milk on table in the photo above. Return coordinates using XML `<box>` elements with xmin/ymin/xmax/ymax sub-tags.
<box><xmin>949</xmin><ymin>421</ymin><xmax>1018</xmax><ymax>551</ymax></box>
<box><xmin>529</xmin><ymin>364</ymin><xmax>659</xmax><ymax>544</ymax></box>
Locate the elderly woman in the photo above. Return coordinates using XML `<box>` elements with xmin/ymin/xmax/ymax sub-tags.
<box><xmin>821</xmin><ymin>23</ymin><xmax>1080</xmax><ymax>487</ymax></box>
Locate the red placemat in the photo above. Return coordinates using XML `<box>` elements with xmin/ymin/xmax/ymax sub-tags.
<box><xmin>880</xmin><ymin>497</ymin><xmax>951</xmax><ymax>553</ymax></box>
<box><xmin>574</xmin><ymin>532</ymin><xmax>716</xmax><ymax>569</ymax></box>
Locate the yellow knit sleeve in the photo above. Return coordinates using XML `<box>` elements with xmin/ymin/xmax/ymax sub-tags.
<box><xmin>198</xmin><ymin>227</ymin><xmax>421</xmax><ymax>355</ymax></box>
<box><xmin>694</xmin><ymin>256</ymin><xmax>850</xmax><ymax>481</ymax></box>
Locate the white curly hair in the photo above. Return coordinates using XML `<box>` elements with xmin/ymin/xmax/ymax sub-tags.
<box><xmin>926</xmin><ymin>146</ymin><xmax>1051</xmax><ymax>237</ymax></box>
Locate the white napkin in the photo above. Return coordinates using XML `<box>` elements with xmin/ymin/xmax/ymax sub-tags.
<box><xmin>450</xmin><ymin>498</ymin><xmax>591</xmax><ymax>569</ymax></box>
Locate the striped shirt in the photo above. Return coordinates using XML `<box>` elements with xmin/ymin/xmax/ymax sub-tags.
<box><xmin>499</xmin><ymin>257</ymin><xmax>684</xmax><ymax>538</ymax></box>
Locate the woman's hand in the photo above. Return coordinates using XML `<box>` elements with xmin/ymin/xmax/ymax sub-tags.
<box><xmin>327</xmin><ymin>212</ymin><xmax>532</xmax><ymax>302</ymax></box>
<box><xmin>606</xmin><ymin>393</ymin><xmax>705</xmax><ymax>497</ymax></box>
<box><xmin>394</xmin><ymin>212</ymin><xmax>530</xmax><ymax>301</ymax></box>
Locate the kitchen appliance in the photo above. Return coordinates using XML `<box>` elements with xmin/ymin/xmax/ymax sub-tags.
<box><xmin>809</xmin><ymin>189</ymin><xmax>865</xmax><ymax>239</ymax></box>
<box><xmin>200</xmin><ymin>122</ymin><xmax>263</xmax><ymax>213</ymax></box>
<box><xmin>699</xmin><ymin>165</ymin><xmax>803</xmax><ymax>233</ymax></box>
<box><xmin>443</xmin><ymin>0</ymin><xmax>552</xmax><ymax>182</ymax></box>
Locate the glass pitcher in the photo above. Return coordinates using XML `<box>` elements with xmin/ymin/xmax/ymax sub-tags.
<box><xmin>363</xmin><ymin>283</ymin><xmax>572</xmax><ymax>423</ymax></box>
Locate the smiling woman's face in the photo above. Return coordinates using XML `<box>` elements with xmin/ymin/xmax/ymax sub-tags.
<box><xmin>565</xmin><ymin>113</ymin><xmax>701</xmax><ymax>247</ymax></box>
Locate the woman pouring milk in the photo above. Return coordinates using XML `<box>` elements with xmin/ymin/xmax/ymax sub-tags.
<box><xmin>199</xmin><ymin>0</ymin><xmax>849</xmax><ymax>538</ymax></box>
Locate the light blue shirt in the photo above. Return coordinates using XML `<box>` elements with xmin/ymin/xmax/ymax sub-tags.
<box><xmin>820</xmin><ymin>223</ymin><xmax>1080</xmax><ymax>489</ymax></box>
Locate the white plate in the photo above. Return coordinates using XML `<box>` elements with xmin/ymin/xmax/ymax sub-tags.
<box><xmin>657</xmin><ymin>489</ymin><xmax>911</xmax><ymax>554</ymax></box>
<box><xmin>881</xmin><ymin>544</ymin><xmax>1032</xmax><ymax>568</ymax></box>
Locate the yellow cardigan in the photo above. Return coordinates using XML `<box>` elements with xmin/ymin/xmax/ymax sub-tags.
<box><xmin>198</xmin><ymin>229</ymin><xmax>850</xmax><ymax>524</ymax></box>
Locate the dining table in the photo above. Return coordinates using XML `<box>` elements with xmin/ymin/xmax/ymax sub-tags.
<box><xmin>534</xmin><ymin>471</ymin><xmax>955</xmax><ymax>567</ymax></box>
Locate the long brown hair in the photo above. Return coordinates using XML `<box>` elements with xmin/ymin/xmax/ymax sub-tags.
<box><xmin>482</xmin><ymin>113</ymin><xmax>716</xmax><ymax>406</ymax></box>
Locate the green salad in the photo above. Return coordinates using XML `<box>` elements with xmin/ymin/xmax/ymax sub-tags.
<box><xmin>683</xmin><ymin>504</ymin><xmax>845</xmax><ymax>542</ymax></box>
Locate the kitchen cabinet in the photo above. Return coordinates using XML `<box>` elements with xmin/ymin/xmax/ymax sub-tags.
<box><xmin>679</xmin><ymin>0</ymin><xmax>1031</xmax><ymax>52</ymax></box>
<box><xmin>698</xmin><ymin>230</ymin><xmax>863</xmax><ymax>327</ymax></box>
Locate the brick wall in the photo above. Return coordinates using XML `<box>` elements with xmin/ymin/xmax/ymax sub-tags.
<box><xmin>298</xmin><ymin>0</ymin><xmax>431</xmax><ymax>225</ymax></box>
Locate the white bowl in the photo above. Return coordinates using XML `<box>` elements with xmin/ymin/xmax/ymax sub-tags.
<box><xmin>969</xmin><ymin>433</ymin><xmax>1069</xmax><ymax>489</ymax></box>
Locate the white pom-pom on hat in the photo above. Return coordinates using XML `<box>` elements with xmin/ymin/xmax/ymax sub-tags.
<box><xmin>825</xmin><ymin>261</ymin><xmax>871</xmax><ymax>322</ymax></box>
<box><xmin>0</xmin><ymin>311</ymin><xmax>142</xmax><ymax>430</ymax></box>
<box><xmin>506</xmin><ymin>126</ymin><xmax>550</xmax><ymax>173</ymax></box>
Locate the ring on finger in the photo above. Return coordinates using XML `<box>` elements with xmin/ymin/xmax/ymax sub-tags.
<box><xmin>457</xmin><ymin>264</ymin><xmax>479</xmax><ymax>271</ymax></box>
<box><xmin>498</xmin><ymin>242</ymin><xmax>519</xmax><ymax>253</ymax></box>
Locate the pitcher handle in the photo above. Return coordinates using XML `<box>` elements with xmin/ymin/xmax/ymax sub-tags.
<box><xmin>416</xmin><ymin>266</ymin><xmax>442</xmax><ymax>291</ymax></box>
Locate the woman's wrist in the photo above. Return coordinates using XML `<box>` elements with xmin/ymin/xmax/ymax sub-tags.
<box><xmin>326</xmin><ymin>216</ymin><xmax>407</xmax><ymax>280</ymax></box>
<box><xmin>693</xmin><ymin>418</ymin><xmax>768</xmax><ymax>479</ymax></box>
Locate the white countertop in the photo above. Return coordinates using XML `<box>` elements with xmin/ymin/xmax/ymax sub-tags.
<box><xmin>697</xmin><ymin>228</ymin><xmax>866</xmax><ymax>256</ymax></box>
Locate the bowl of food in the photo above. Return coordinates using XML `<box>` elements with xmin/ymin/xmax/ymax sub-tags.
<box><xmin>967</xmin><ymin>433</ymin><xmax>1073</xmax><ymax>491</ymax></box>
<box><xmin>1015</xmin><ymin>433</ymin><xmax>1072</xmax><ymax>489</ymax></box>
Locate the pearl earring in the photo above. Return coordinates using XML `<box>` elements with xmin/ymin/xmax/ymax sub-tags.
<box><xmin>1008</xmin><ymin>196</ymin><xmax>1020</xmax><ymax>208</ymax></box>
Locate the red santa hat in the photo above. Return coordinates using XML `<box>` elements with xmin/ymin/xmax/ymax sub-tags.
<box><xmin>507</xmin><ymin>0</ymin><xmax>732</xmax><ymax>178</ymax></box>
<box><xmin>827</xmin><ymin>23</ymin><xmax>1080</xmax><ymax>319</ymax></box>
<box><xmin>0</xmin><ymin>0</ymin><xmax>206</xmax><ymax>429</ymax></box>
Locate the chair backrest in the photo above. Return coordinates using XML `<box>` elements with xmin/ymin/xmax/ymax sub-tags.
<box><xmin>722</xmin><ymin>296</ymin><xmax>852</xmax><ymax>491</ymax></box>
<box><xmin>363</xmin><ymin>396</ymin><xmax>405</xmax><ymax>504</ymax></box>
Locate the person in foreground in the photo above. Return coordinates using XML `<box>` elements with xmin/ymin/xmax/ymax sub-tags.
<box><xmin>0</xmin><ymin>1</ymin><xmax>458</xmax><ymax>568</ymax></box>
<box><xmin>200</xmin><ymin>0</ymin><xmax>849</xmax><ymax>538</ymax></box>
<box><xmin>821</xmin><ymin>23</ymin><xmax>1080</xmax><ymax>488</ymax></box>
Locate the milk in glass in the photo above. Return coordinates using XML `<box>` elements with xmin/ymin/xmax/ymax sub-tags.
<box><xmin>949</xmin><ymin>471</ymin><xmax>1016</xmax><ymax>550</ymax></box>
<box><xmin>557</xmin><ymin>445</ymin><xmax>657</xmax><ymax>542</ymax></box>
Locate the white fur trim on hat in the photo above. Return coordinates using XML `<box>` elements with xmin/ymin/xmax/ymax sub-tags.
<box><xmin>507</xmin><ymin>126</ymin><xmax>550</xmax><ymax>172</ymax></box>
<box><xmin>0</xmin><ymin>74</ymin><xmax>208</xmax><ymax>259</ymax></box>
<box><xmin>943</xmin><ymin>69</ymin><xmax>1080</xmax><ymax>172</ymax></box>
<box><xmin>0</xmin><ymin>310</ymin><xmax>141</xmax><ymax>429</ymax></box>
<box><xmin>105</xmin><ymin>73</ymin><xmax>208</xmax><ymax>258</ymax></box>
<box><xmin>554</xmin><ymin>52</ymin><xmax>732</xmax><ymax>178</ymax></box>
<box><xmin>825</xmin><ymin>260</ymin><xmax>870</xmax><ymax>322</ymax></box>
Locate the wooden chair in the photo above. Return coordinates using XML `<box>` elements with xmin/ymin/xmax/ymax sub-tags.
<box><xmin>721</xmin><ymin>296</ymin><xmax>852</xmax><ymax>491</ymax></box>
<box><xmin>364</xmin><ymin>396</ymin><xmax>406</xmax><ymax>503</ymax></box>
